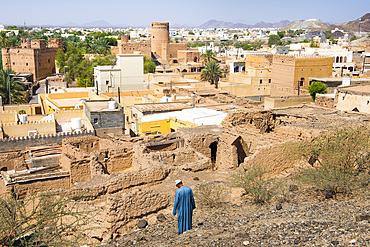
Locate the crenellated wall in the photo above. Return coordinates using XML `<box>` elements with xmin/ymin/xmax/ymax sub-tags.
<box><xmin>0</xmin><ymin>130</ymin><xmax>94</xmax><ymax>151</ymax></box>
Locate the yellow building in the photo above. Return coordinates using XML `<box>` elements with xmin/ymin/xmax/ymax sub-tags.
<box><xmin>137</xmin><ymin>108</ymin><xmax>227</xmax><ymax>136</ymax></box>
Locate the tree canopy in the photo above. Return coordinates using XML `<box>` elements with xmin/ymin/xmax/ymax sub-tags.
<box><xmin>201</xmin><ymin>60</ymin><xmax>224</xmax><ymax>89</ymax></box>
<box><xmin>308</xmin><ymin>81</ymin><xmax>327</xmax><ymax>101</ymax></box>
<box><xmin>0</xmin><ymin>68</ymin><xmax>27</xmax><ymax>105</ymax></box>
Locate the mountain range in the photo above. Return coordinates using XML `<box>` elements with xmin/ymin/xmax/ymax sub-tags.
<box><xmin>197</xmin><ymin>19</ymin><xmax>292</xmax><ymax>29</ymax></box>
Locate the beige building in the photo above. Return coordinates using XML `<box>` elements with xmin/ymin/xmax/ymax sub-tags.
<box><xmin>271</xmin><ymin>55</ymin><xmax>333</xmax><ymax>96</ymax></box>
<box><xmin>220</xmin><ymin>66</ymin><xmax>271</xmax><ymax>97</ymax></box>
<box><xmin>94</xmin><ymin>54</ymin><xmax>144</xmax><ymax>93</ymax></box>
<box><xmin>335</xmin><ymin>84</ymin><xmax>370</xmax><ymax>113</ymax></box>
<box><xmin>2</xmin><ymin>38</ymin><xmax>62</xmax><ymax>81</ymax></box>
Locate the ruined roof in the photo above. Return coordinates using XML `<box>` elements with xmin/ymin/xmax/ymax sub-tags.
<box><xmin>272</xmin><ymin>104</ymin><xmax>370</xmax><ymax>130</ymax></box>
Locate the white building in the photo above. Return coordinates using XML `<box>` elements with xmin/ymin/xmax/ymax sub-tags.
<box><xmin>94</xmin><ymin>54</ymin><xmax>144</xmax><ymax>93</ymax></box>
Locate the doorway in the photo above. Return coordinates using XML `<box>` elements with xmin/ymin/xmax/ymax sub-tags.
<box><xmin>209</xmin><ymin>141</ymin><xmax>218</xmax><ymax>163</ymax></box>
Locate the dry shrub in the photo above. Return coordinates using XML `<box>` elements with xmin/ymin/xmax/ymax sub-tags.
<box><xmin>0</xmin><ymin>192</ymin><xmax>97</xmax><ymax>246</ymax></box>
<box><xmin>295</xmin><ymin>125</ymin><xmax>370</xmax><ymax>195</ymax></box>
<box><xmin>194</xmin><ymin>181</ymin><xmax>226</xmax><ymax>208</ymax></box>
<box><xmin>230</xmin><ymin>165</ymin><xmax>273</xmax><ymax>204</ymax></box>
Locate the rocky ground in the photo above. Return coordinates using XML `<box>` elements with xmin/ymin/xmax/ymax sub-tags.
<box><xmin>102</xmin><ymin>189</ymin><xmax>370</xmax><ymax>247</ymax></box>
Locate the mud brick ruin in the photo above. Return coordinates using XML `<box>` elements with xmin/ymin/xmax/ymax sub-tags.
<box><xmin>0</xmin><ymin>105</ymin><xmax>368</xmax><ymax>243</ymax></box>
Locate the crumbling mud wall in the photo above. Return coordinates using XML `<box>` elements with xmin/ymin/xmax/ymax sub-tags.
<box><xmin>91</xmin><ymin>188</ymin><xmax>169</xmax><ymax>241</ymax></box>
<box><xmin>58</xmin><ymin>165</ymin><xmax>171</xmax><ymax>201</ymax></box>
<box><xmin>217</xmin><ymin>130</ymin><xmax>250</xmax><ymax>170</ymax></box>
<box><xmin>90</xmin><ymin>145</ymin><xmax>135</xmax><ymax>176</ymax></box>
<box><xmin>139</xmin><ymin>148</ymin><xmax>212</xmax><ymax>172</ymax></box>
<box><xmin>1</xmin><ymin>171</ymin><xmax>70</xmax><ymax>198</ymax></box>
<box><xmin>0</xmin><ymin>150</ymin><xmax>26</xmax><ymax>171</ymax></box>
<box><xmin>223</xmin><ymin>111</ymin><xmax>276</xmax><ymax>133</ymax></box>
<box><xmin>243</xmin><ymin>142</ymin><xmax>305</xmax><ymax>177</ymax></box>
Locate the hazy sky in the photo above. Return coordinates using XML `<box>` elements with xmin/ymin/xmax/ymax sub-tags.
<box><xmin>1</xmin><ymin>0</ymin><xmax>368</xmax><ymax>27</ymax></box>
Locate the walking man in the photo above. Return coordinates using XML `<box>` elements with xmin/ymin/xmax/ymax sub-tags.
<box><xmin>172</xmin><ymin>179</ymin><xmax>196</xmax><ymax>234</ymax></box>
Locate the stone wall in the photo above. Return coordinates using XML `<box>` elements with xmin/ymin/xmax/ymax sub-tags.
<box><xmin>315</xmin><ymin>95</ymin><xmax>335</xmax><ymax>108</ymax></box>
<box><xmin>90</xmin><ymin>145</ymin><xmax>134</xmax><ymax>176</ymax></box>
<box><xmin>140</xmin><ymin>148</ymin><xmax>212</xmax><ymax>171</ymax></box>
<box><xmin>60</xmin><ymin>165</ymin><xmax>171</xmax><ymax>201</ymax></box>
<box><xmin>1</xmin><ymin>172</ymin><xmax>70</xmax><ymax>198</ymax></box>
<box><xmin>0</xmin><ymin>131</ymin><xmax>94</xmax><ymax>151</ymax></box>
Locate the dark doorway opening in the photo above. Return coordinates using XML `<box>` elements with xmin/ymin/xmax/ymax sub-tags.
<box><xmin>209</xmin><ymin>141</ymin><xmax>218</xmax><ymax>163</ymax></box>
<box><xmin>232</xmin><ymin>137</ymin><xmax>247</xmax><ymax>165</ymax></box>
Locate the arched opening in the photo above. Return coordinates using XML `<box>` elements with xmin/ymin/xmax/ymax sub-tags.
<box><xmin>0</xmin><ymin>167</ymin><xmax>7</xmax><ymax>172</ymax></box>
<box><xmin>352</xmin><ymin>107</ymin><xmax>359</xmax><ymax>112</ymax></box>
<box><xmin>344</xmin><ymin>57</ymin><xmax>347</xmax><ymax>63</ymax></box>
<box><xmin>194</xmin><ymin>57</ymin><xmax>198</xmax><ymax>62</ymax></box>
<box><xmin>232</xmin><ymin>136</ymin><xmax>248</xmax><ymax>166</ymax></box>
<box><xmin>182</xmin><ymin>69</ymin><xmax>188</xmax><ymax>72</ymax></box>
<box><xmin>209</xmin><ymin>141</ymin><xmax>218</xmax><ymax>163</ymax></box>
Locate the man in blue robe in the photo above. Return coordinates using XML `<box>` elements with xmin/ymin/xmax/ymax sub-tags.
<box><xmin>172</xmin><ymin>179</ymin><xmax>196</xmax><ymax>234</ymax></box>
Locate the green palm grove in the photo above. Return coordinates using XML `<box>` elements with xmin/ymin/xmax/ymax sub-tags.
<box><xmin>0</xmin><ymin>68</ymin><xmax>27</xmax><ymax>105</ymax></box>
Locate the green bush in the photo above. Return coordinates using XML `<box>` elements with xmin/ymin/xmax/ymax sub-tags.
<box><xmin>194</xmin><ymin>182</ymin><xmax>226</xmax><ymax>208</ymax></box>
<box><xmin>296</xmin><ymin>125</ymin><xmax>370</xmax><ymax>195</ymax></box>
<box><xmin>308</xmin><ymin>81</ymin><xmax>327</xmax><ymax>101</ymax></box>
<box><xmin>230</xmin><ymin>165</ymin><xmax>272</xmax><ymax>203</ymax></box>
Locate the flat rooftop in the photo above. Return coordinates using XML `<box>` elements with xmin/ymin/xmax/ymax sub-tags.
<box><xmin>141</xmin><ymin>108</ymin><xmax>227</xmax><ymax>126</ymax></box>
<box><xmin>134</xmin><ymin>102</ymin><xmax>192</xmax><ymax>112</ymax></box>
<box><xmin>85</xmin><ymin>101</ymin><xmax>120</xmax><ymax>112</ymax></box>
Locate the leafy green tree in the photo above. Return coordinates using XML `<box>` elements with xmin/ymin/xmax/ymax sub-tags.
<box><xmin>0</xmin><ymin>68</ymin><xmax>27</xmax><ymax>104</ymax></box>
<box><xmin>143</xmin><ymin>56</ymin><xmax>156</xmax><ymax>73</ymax></box>
<box><xmin>243</xmin><ymin>44</ymin><xmax>253</xmax><ymax>50</ymax></box>
<box><xmin>350</xmin><ymin>35</ymin><xmax>357</xmax><ymax>41</ymax></box>
<box><xmin>0</xmin><ymin>32</ymin><xmax>10</xmax><ymax>48</ymax></box>
<box><xmin>250</xmin><ymin>40</ymin><xmax>264</xmax><ymax>50</ymax></box>
<box><xmin>201</xmin><ymin>49</ymin><xmax>217</xmax><ymax>63</ymax></box>
<box><xmin>277</xmin><ymin>31</ymin><xmax>285</xmax><ymax>39</ymax></box>
<box><xmin>234</xmin><ymin>42</ymin><xmax>242</xmax><ymax>48</ymax></box>
<box><xmin>308</xmin><ymin>81</ymin><xmax>327</xmax><ymax>101</ymax></box>
<box><xmin>233</xmin><ymin>34</ymin><xmax>238</xmax><ymax>39</ymax></box>
<box><xmin>268</xmin><ymin>35</ymin><xmax>283</xmax><ymax>47</ymax></box>
<box><xmin>201</xmin><ymin>60</ymin><xmax>224</xmax><ymax>89</ymax></box>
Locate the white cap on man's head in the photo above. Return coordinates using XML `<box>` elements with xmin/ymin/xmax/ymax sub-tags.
<box><xmin>175</xmin><ymin>179</ymin><xmax>182</xmax><ymax>185</ymax></box>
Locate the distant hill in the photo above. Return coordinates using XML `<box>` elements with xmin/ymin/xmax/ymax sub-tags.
<box><xmin>62</xmin><ymin>22</ymin><xmax>79</xmax><ymax>27</ymax></box>
<box><xmin>81</xmin><ymin>20</ymin><xmax>112</xmax><ymax>28</ymax></box>
<box><xmin>281</xmin><ymin>18</ymin><xmax>331</xmax><ymax>31</ymax></box>
<box><xmin>197</xmin><ymin>19</ymin><xmax>293</xmax><ymax>29</ymax></box>
<box><xmin>335</xmin><ymin>13</ymin><xmax>370</xmax><ymax>33</ymax></box>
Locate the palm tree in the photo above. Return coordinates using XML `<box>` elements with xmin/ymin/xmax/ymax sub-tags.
<box><xmin>0</xmin><ymin>68</ymin><xmax>27</xmax><ymax>105</ymax></box>
<box><xmin>0</xmin><ymin>31</ymin><xmax>10</xmax><ymax>48</ymax></box>
<box><xmin>201</xmin><ymin>61</ymin><xmax>224</xmax><ymax>89</ymax></box>
<box><xmin>201</xmin><ymin>49</ymin><xmax>217</xmax><ymax>64</ymax></box>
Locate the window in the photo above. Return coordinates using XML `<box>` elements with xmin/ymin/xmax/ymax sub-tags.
<box><xmin>48</xmin><ymin>59</ymin><xmax>50</xmax><ymax>63</ymax></box>
<box><xmin>93</xmin><ymin>118</ymin><xmax>98</xmax><ymax>124</ymax></box>
<box><xmin>106</xmin><ymin>80</ymin><xmax>109</xmax><ymax>85</ymax></box>
<box><xmin>26</xmin><ymin>63</ymin><xmax>28</xmax><ymax>66</ymax></box>
<box><xmin>268</xmin><ymin>79</ymin><xmax>271</xmax><ymax>83</ymax></box>
<box><xmin>260</xmin><ymin>79</ymin><xmax>262</xmax><ymax>84</ymax></box>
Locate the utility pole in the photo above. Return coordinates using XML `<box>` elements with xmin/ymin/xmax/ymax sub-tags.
<box><xmin>7</xmin><ymin>73</ymin><xmax>15</xmax><ymax>105</ymax></box>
